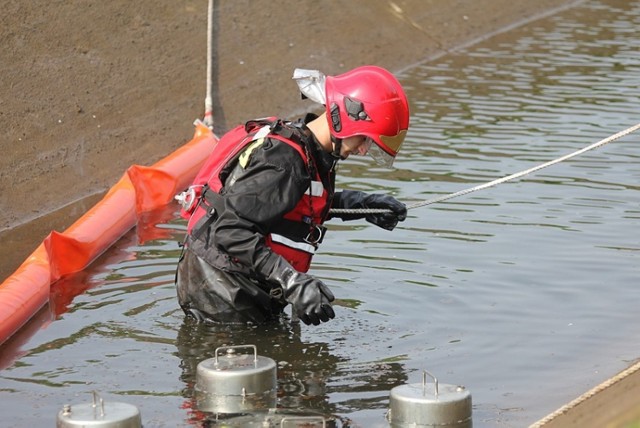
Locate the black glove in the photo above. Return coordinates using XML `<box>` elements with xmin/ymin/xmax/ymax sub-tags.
<box><xmin>332</xmin><ymin>190</ymin><xmax>407</xmax><ymax>231</ymax></box>
<box><xmin>263</xmin><ymin>257</ymin><xmax>335</xmax><ymax>325</ymax></box>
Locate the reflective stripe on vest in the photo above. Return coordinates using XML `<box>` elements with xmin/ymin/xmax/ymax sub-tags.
<box><xmin>308</xmin><ymin>180</ymin><xmax>324</xmax><ymax>197</ymax></box>
<box><xmin>270</xmin><ymin>233</ymin><xmax>316</xmax><ymax>254</ymax></box>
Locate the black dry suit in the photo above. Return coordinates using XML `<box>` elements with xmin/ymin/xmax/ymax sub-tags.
<box><xmin>176</xmin><ymin>115</ymin><xmax>338</xmax><ymax>323</ymax></box>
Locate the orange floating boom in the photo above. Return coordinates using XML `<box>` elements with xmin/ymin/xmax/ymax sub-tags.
<box><xmin>0</xmin><ymin>123</ymin><xmax>217</xmax><ymax>346</ymax></box>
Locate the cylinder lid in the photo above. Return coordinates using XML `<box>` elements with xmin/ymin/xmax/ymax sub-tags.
<box><xmin>56</xmin><ymin>393</ymin><xmax>141</xmax><ymax>428</ymax></box>
<box><xmin>196</xmin><ymin>345</ymin><xmax>277</xmax><ymax>396</ymax></box>
<box><xmin>388</xmin><ymin>371</ymin><xmax>472</xmax><ymax>427</ymax></box>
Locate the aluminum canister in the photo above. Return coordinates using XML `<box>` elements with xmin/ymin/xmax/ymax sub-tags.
<box><xmin>56</xmin><ymin>391</ymin><xmax>141</xmax><ymax>428</ymax></box>
<box><xmin>387</xmin><ymin>370</ymin><xmax>472</xmax><ymax>428</ymax></box>
<box><xmin>217</xmin><ymin>410</ymin><xmax>329</xmax><ymax>427</ymax></box>
<box><xmin>196</xmin><ymin>344</ymin><xmax>277</xmax><ymax>414</ymax></box>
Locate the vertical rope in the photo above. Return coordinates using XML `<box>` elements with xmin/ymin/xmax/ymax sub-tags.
<box><xmin>203</xmin><ymin>0</ymin><xmax>214</xmax><ymax>129</ymax></box>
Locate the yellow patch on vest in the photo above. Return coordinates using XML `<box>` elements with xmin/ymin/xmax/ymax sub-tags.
<box><xmin>238</xmin><ymin>138</ymin><xmax>264</xmax><ymax>168</ymax></box>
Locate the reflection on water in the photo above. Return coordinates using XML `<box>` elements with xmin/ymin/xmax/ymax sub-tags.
<box><xmin>175</xmin><ymin>319</ymin><xmax>406</xmax><ymax>426</ymax></box>
<box><xmin>1</xmin><ymin>0</ymin><xmax>639</xmax><ymax>427</ymax></box>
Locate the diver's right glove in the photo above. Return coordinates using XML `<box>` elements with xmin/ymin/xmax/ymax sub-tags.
<box><xmin>264</xmin><ymin>257</ymin><xmax>335</xmax><ymax>326</ymax></box>
<box><xmin>331</xmin><ymin>190</ymin><xmax>407</xmax><ymax>231</ymax></box>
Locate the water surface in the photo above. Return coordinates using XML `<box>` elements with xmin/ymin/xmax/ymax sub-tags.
<box><xmin>1</xmin><ymin>0</ymin><xmax>639</xmax><ymax>426</ymax></box>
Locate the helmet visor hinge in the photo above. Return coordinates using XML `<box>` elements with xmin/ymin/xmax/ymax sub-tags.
<box><xmin>344</xmin><ymin>97</ymin><xmax>369</xmax><ymax>121</ymax></box>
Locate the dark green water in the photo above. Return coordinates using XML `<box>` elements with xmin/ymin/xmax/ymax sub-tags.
<box><xmin>1</xmin><ymin>0</ymin><xmax>639</xmax><ymax>426</ymax></box>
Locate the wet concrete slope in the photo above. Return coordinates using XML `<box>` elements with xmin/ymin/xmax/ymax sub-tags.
<box><xmin>0</xmin><ymin>0</ymin><xmax>573</xmax><ymax>279</ymax></box>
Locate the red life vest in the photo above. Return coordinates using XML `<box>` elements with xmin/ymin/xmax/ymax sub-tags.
<box><xmin>180</xmin><ymin>118</ymin><xmax>329</xmax><ymax>273</ymax></box>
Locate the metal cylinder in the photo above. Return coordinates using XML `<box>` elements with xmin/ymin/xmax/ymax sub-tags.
<box><xmin>196</xmin><ymin>344</ymin><xmax>277</xmax><ymax>414</ymax></box>
<box><xmin>387</xmin><ymin>370</ymin><xmax>472</xmax><ymax>428</ymax></box>
<box><xmin>56</xmin><ymin>391</ymin><xmax>141</xmax><ymax>428</ymax></box>
<box><xmin>217</xmin><ymin>410</ymin><xmax>329</xmax><ymax>427</ymax></box>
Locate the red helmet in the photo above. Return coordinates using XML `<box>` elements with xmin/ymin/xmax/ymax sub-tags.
<box><xmin>325</xmin><ymin>66</ymin><xmax>410</xmax><ymax>167</ymax></box>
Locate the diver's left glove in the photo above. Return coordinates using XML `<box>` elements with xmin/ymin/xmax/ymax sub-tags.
<box><xmin>331</xmin><ymin>190</ymin><xmax>407</xmax><ymax>231</ymax></box>
<box><xmin>263</xmin><ymin>257</ymin><xmax>335</xmax><ymax>326</ymax></box>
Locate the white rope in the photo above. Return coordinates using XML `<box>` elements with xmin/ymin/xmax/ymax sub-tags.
<box><xmin>329</xmin><ymin>122</ymin><xmax>640</xmax><ymax>215</ymax></box>
<box><xmin>203</xmin><ymin>0</ymin><xmax>214</xmax><ymax>128</ymax></box>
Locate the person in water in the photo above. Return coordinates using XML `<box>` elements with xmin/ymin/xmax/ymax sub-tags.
<box><xmin>175</xmin><ymin>65</ymin><xmax>410</xmax><ymax>326</ymax></box>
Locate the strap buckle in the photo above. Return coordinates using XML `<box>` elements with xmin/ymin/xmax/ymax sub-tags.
<box><xmin>304</xmin><ymin>224</ymin><xmax>326</xmax><ymax>245</ymax></box>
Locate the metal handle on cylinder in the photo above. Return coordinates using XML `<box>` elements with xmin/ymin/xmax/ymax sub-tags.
<box><xmin>422</xmin><ymin>370</ymin><xmax>438</xmax><ymax>397</ymax></box>
<box><xmin>91</xmin><ymin>391</ymin><xmax>106</xmax><ymax>417</ymax></box>
<box><xmin>214</xmin><ymin>344</ymin><xmax>258</xmax><ymax>365</ymax></box>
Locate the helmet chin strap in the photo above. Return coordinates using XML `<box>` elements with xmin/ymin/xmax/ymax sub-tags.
<box><xmin>331</xmin><ymin>136</ymin><xmax>344</xmax><ymax>160</ymax></box>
